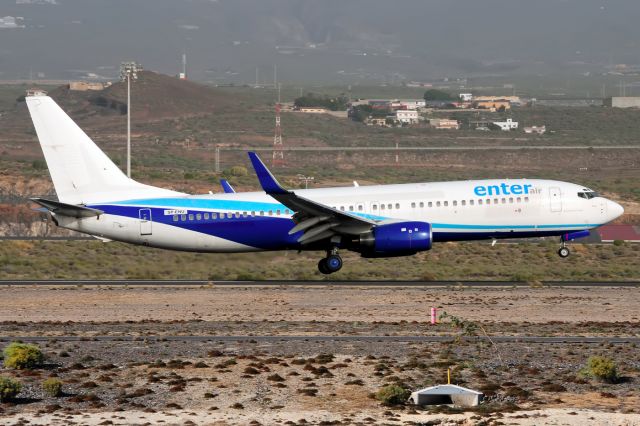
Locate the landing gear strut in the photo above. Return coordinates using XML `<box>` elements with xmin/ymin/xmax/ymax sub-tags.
<box><xmin>558</xmin><ymin>240</ymin><xmax>570</xmax><ymax>258</ymax></box>
<box><xmin>318</xmin><ymin>248</ymin><xmax>343</xmax><ymax>274</ymax></box>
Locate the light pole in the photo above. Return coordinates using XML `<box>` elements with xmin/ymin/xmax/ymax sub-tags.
<box><xmin>120</xmin><ymin>62</ymin><xmax>142</xmax><ymax>178</ymax></box>
<box><xmin>297</xmin><ymin>174</ymin><xmax>314</xmax><ymax>189</ymax></box>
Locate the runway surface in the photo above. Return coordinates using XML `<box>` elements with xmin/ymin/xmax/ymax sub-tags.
<box><xmin>1</xmin><ymin>335</ymin><xmax>638</xmax><ymax>344</ymax></box>
<box><xmin>0</xmin><ymin>279</ymin><xmax>638</xmax><ymax>287</ymax></box>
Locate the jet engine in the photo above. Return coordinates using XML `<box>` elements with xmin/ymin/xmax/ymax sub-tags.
<box><xmin>359</xmin><ymin>221</ymin><xmax>432</xmax><ymax>258</ymax></box>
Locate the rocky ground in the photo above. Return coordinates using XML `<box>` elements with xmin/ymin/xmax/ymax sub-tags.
<box><xmin>0</xmin><ymin>285</ymin><xmax>639</xmax><ymax>425</ymax></box>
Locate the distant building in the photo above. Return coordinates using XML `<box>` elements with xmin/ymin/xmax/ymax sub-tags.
<box><xmin>604</xmin><ymin>97</ymin><xmax>640</xmax><ymax>108</ymax></box>
<box><xmin>391</xmin><ymin>99</ymin><xmax>426</xmax><ymax>110</ymax></box>
<box><xmin>475</xmin><ymin>99</ymin><xmax>511</xmax><ymax>111</ymax></box>
<box><xmin>365</xmin><ymin>117</ymin><xmax>388</xmax><ymax>127</ymax></box>
<box><xmin>524</xmin><ymin>125</ymin><xmax>546</xmax><ymax>135</ymax></box>
<box><xmin>493</xmin><ymin>118</ymin><xmax>518</xmax><ymax>131</ymax></box>
<box><xmin>395</xmin><ymin>110</ymin><xmax>419</xmax><ymax>124</ymax></box>
<box><xmin>368</xmin><ymin>100</ymin><xmax>392</xmax><ymax>110</ymax></box>
<box><xmin>475</xmin><ymin>95</ymin><xmax>521</xmax><ymax>104</ymax></box>
<box><xmin>69</xmin><ymin>81</ymin><xmax>111</xmax><ymax>91</ymax></box>
<box><xmin>429</xmin><ymin>118</ymin><xmax>459</xmax><ymax>130</ymax></box>
<box><xmin>459</xmin><ymin>93</ymin><xmax>473</xmax><ymax>102</ymax></box>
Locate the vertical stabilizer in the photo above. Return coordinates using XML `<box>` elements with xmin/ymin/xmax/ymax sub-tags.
<box><xmin>26</xmin><ymin>95</ymin><xmax>183</xmax><ymax>204</ymax></box>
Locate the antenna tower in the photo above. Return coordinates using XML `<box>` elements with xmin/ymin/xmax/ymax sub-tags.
<box><xmin>272</xmin><ymin>95</ymin><xmax>284</xmax><ymax>167</ymax></box>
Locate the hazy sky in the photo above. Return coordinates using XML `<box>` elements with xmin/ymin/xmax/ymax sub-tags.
<box><xmin>1</xmin><ymin>0</ymin><xmax>638</xmax><ymax>82</ymax></box>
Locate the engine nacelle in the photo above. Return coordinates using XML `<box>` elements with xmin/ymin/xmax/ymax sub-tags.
<box><xmin>359</xmin><ymin>221</ymin><xmax>432</xmax><ymax>257</ymax></box>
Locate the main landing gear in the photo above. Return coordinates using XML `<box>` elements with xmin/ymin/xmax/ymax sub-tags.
<box><xmin>318</xmin><ymin>248</ymin><xmax>343</xmax><ymax>274</ymax></box>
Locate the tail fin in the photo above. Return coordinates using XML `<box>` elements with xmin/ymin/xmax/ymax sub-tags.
<box><xmin>26</xmin><ymin>94</ymin><xmax>183</xmax><ymax>204</ymax></box>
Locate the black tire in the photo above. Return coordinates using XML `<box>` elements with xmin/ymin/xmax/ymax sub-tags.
<box><xmin>558</xmin><ymin>247</ymin><xmax>570</xmax><ymax>258</ymax></box>
<box><xmin>318</xmin><ymin>259</ymin><xmax>330</xmax><ymax>274</ymax></box>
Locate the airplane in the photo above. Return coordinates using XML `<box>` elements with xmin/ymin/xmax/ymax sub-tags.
<box><xmin>26</xmin><ymin>93</ymin><xmax>624</xmax><ymax>274</ymax></box>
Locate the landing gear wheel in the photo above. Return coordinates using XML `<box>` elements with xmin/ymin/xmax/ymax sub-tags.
<box><xmin>318</xmin><ymin>259</ymin><xmax>330</xmax><ymax>275</ymax></box>
<box><xmin>325</xmin><ymin>254</ymin><xmax>343</xmax><ymax>273</ymax></box>
<box><xmin>558</xmin><ymin>247</ymin><xmax>570</xmax><ymax>258</ymax></box>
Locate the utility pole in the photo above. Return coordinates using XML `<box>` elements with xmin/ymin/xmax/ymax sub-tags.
<box><xmin>215</xmin><ymin>145</ymin><xmax>220</xmax><ymax>173</ymax></box>
<box><xmin>120</xmin><ymin>62</ymin><xmax>142</xmax><ymax>178</ymax></box>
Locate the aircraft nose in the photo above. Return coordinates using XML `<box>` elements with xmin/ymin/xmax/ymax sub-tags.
<box><xmin>608</xmin><ymin>200</ymin><xmax>624</xmax><ymax>220</ymax></box>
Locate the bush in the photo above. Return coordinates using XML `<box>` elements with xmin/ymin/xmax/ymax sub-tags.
<box><xmin>0</xmin><ymin>376</ymin><xmax>22</xmax><ymax>402</ymax></box>
<box><xmin>375</xmin><ymin>384</ymin><xmax>410</xmax><ymax>406</ymax></box>
<box><xmin>42</xmin><ymin>378</ymin><xmax>63</xmax><ymax>397</ymax></box>
<box><xmin>581</xmin><ymin>356</ymin><xmax>618</xmax><ymax>383</ymax></box>
<box><xmin>2</xmin><ymin>342</ymin><xmax>44</xmax><ymax>369</ymax></box>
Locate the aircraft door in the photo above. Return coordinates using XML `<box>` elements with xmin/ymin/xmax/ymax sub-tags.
<box><xmin>549</xmin><ymin>187</ymin><xmax>562</xmax><ymax>212</ymax></box>
<box><xmin>139</xmin><ymin>208</ymin><xmax>152</xmax><ymax>235</ymax></box>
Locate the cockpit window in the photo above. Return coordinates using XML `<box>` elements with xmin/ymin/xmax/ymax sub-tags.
<box><xmin>577</xmin><ymin>191</ymin><xmax>599</xmax><ymax>200</ymax></box>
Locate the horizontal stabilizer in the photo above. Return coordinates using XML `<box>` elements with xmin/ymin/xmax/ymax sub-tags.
<box><xmin>31</xmin><ymin>198</ymin><xmax>103</xmax><ymax>218</ymax></box>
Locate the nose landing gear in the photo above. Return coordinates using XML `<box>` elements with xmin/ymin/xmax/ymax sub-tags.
<box><xmin>318</xmin><ymin>248</ymin><xmax>343</xmax><ymax>274</ymax></box>
<box><xmin>558</xmin><ymin>236</ymin><xmax>570</xmax><ymax>258</ymax></box>
<box><xmin>558</xmin><ymin>246</ymin><xmax>570</xmax><ymax>258</ymax></box>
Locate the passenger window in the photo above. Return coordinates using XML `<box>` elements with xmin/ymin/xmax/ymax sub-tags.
<box><xmin>380</xmin><ymin>204</ymin><xmax>385</xmax><ymax>210</ymax></box>
<box><xmin>188</xmin><ymin>214</ymin><xmax>194</xmax><ymax>220</ymax></box>
<box><xmin>411</xmin><ymin>202</ymin><xmax>416</xmax><ymax>208</ymax></box>
<box><xmin>372</xmin><ymin>204</ymin><xmax>378</xmax><ymax>211</ymax></box>
<box><xmin>339</xmin><ymin>206</ymin><xmax>345</xmax><ymax>211</ymax></box>
<box><xmin>419</xmin><ymin>202</ymin><xmax>424</xmax><ymax>208</ymax></box>
<box><xmin>461</xmin><ymin>200</ymin><xmax>466</xmax><ymax>206</ymax></box>
<box><xmin>395</xmin><ymin>203</ymin><xmax>400</xmax><ymax>209</ymax></box>
<box><xmin>212</xmin><ymin>213</ymin><xmax>218</xmax><ymax>219</ymax></box>
<box><xmin>516</xmin><ymin>197</ymin><xmax>521</xmax><ymax>203</ymax></box>
<box><xmin>268</xmin><ymin>210</ymin><xmax>273</xmax><ymax>216</ymax></box>
<box><xmin>444</xmin><ymin>201</ymin><xmax>448</xmax><ymax>207</ymax></box>
<box><xmin>478</xmin><ymin>200</ymin><xmax>483</xmax><ymax>205</ymax></box>
<box><xmin>387</xmin><ymin>204</ymin><xmax>392</xmax><ymax>210</ymax></box>
<box><xmin>494</xmin><ymin>199</ymin><xmax>499</xmax><ymax>204</ymax></box>
<box><xmin>501</xmin><ymin>198</ymin><xmax>505</xmax><ymax>204</ymax></box>
<box><xmin>173</xmin><ymin>215</ymin><xmax>178</xmax><ymax>222</ymax></box>
<box><xmin>453</xmin><ymin>201</ymin><xmax>458</xmax><ymax>206</ymax></box>
<box><xmin>260</xmin><ymin>211</ymin><xmax>264</xmax><ymax>216</ymax></box>
<box><xmin>436</xmin><ymin>201</ymin><xmax>441</xmax><ymax>207</ymax></box>
<box><xmin>204</xmin><ymin>213</ymin><xmax>210</xmax><ymax>220</ymax></box>
<box><xmin>509</xmin><ymin>198</ymin><xmax>513</xmax><ymax>204</ymax></box>
<box><xmin>428</xmin><ymin>202</ymin><xmax>433</xmax><ymax>208</ymax></box>
<box><xmin>358</xmin><ymin>205</ymin><xmax>363</xmax><ymax>211</ymax></box>
<box><xmin>470</xmin><ymin>200</ymin><xmax>474</xmax><ymax>206</ymax></box>
<box><xmin>196</xmin><ymin>214</ymin><xmax>202</xmax><ymax>220</ymax></box>
<box><xmin>524</xmin><ymin>197</ymin><xmax>530</xmax><ymax>203</ymax></box>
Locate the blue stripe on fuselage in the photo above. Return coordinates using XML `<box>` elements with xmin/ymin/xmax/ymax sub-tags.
<box><xmin>89</xmin><ymin>198</ymin><xmax>598</xmax><ymax>249</ymax></box>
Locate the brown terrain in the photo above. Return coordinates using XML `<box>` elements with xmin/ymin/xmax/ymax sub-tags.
<box><xmin>0</xmin><ymin>285</ymin><xmax>639</xmax><ymax>425</ymax></box>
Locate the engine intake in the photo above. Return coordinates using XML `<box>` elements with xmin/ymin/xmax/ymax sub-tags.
<box><xmin>360</xmin><ymin>221</ymin><xmax>432</xmax><ymax>257</ymax></box>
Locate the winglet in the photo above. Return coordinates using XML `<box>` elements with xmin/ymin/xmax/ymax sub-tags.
<box><xmin>248</xmin><ymin>152</ymin><xmax>290</xmax><ymax>194</ymax></box>
<box><xmin>220</xmin><ymin>179</ymin><xmax>236</xmax><ymax>194</ymax></box>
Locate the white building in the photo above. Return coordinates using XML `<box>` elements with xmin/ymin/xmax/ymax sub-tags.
<box><xmin>459</xmin><ymin>93</ymin><xmax>473</xmax><ymax>102</ymax></box>
<box><xmin>392</xmin><ymin>99</ymin><xmax>426</xmax><ymax>110</ymax></box>
<box><xmin>524</xmin><ymin>125</ymin><xmax>546</xmax><ymax>135</ymax></box>
<box><xmin>493</xmin><ymin>118</ymin><xmax>518</xmax><ymax>131</ymax></box>
<box><xmin>395</xmin><ymin>110</ymin><xmax>419</xmax><ymax>124</ymax></box>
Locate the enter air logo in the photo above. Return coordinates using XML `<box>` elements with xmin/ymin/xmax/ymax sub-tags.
<box><xmin>473</xmin><ymin>183</ymin><xmax>533</xmax><ymax>196</ymax></box>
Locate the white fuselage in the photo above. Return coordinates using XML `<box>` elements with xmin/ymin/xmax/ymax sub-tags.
<box><xmin>52</xmin><ymin>178</ymin><xmax>623</xmax><ymax>253</ymax></box>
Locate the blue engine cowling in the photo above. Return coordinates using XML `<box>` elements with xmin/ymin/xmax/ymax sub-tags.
<box><xmin>359</xmin><ymin>221</ymin><xmax>432</xmax><ymax>258</ymax></box>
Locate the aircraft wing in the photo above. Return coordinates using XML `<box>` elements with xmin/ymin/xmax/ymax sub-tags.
<box><xmin>248</xmin><ymin>152</ymin><xmax>375</xmax><ymax>245</ymax></box>
<box><xmin>31</xmin><ymin>198</ymin><xmax>103</xmax><ymax>218</ymax></box>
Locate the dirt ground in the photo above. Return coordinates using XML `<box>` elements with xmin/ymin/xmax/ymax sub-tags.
<box><xmin>0</xmin><ymin>285</ymin><xmax>639</xmax><ymax>425</ymax></box>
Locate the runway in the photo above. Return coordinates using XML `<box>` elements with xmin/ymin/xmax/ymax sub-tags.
<box><xmin>1</xmin><ymin>335</ymin><xmax>638</xmax><ymax>344</ymax></box>
<box><xmin>0</xmin><ymin>279</ymin><xmax>638</xmax><ymax>287</ymax></box>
